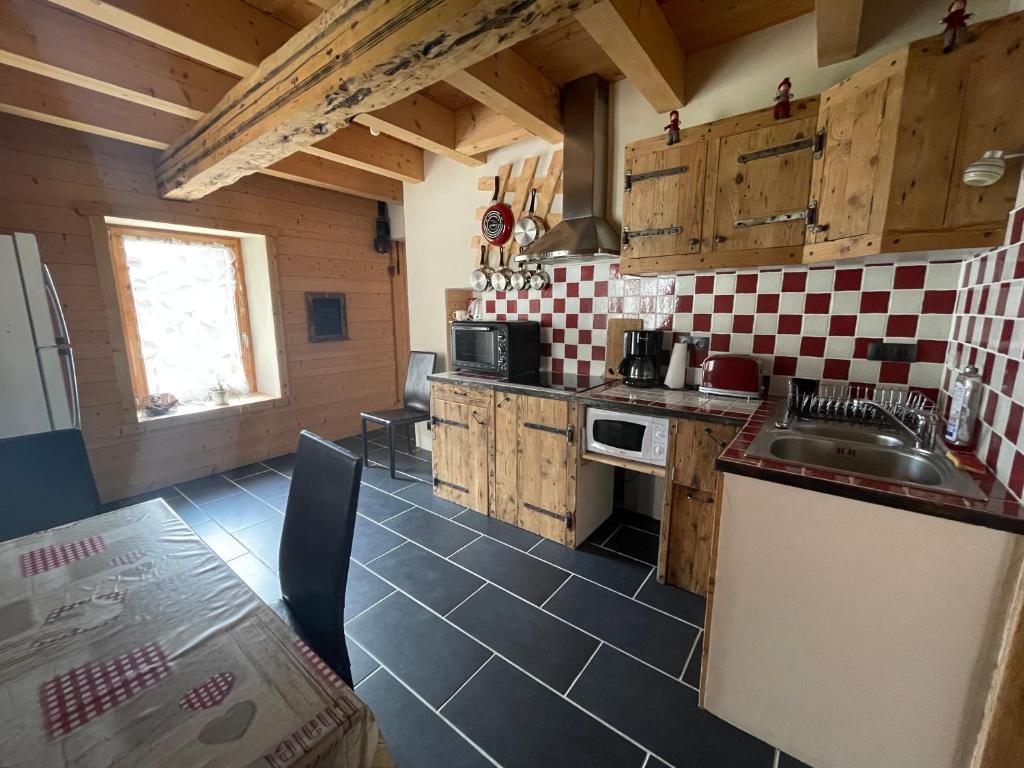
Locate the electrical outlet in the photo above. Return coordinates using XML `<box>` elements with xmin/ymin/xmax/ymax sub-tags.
<box><xmin>867</xmin><ymin>341</ymin><xmax>917</xmax><ymax>363</ymax></box>
<box><xmin>689</xmin><ymin>336</ymin><xmax>710</xmax><ymax>352</ymax></box>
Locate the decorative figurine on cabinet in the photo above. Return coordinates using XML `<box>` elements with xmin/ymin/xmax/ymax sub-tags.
<box><xmin>941</xmin><ymin>0</ymin><xmax>973</xmax><ymax>53</ymax></box>
<box><xmin>773</xmin><ymin>77</ymin><xmax>792</xmax><ymax>120</ymax></box>
<box><xmin>665</xmin><ymin>110</ymin><xmax>680</xmax><ymax>145</ymax></box>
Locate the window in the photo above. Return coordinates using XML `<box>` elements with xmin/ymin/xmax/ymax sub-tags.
<box><xmin>108</xmin><ymin>226</ymin><xmax>256</xmax><ymax>408</ymax></box>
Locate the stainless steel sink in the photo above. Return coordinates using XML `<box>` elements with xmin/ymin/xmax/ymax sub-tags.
<box><xmin>745</xmin><ymin>410</ymin><xmax>986</xmax><ymax>499</ymax></box>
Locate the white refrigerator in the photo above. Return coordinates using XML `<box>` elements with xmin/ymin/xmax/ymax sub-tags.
<box><xmin>0</xmin><ymin>233</ymin><xmax>79</xmax><ymax>438</ymax></box>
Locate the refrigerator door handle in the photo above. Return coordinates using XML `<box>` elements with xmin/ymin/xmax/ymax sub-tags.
<box><xmin>42</xmin><ymin>265</ymin><xmax>80</xmax><ymax>430</ymax></box>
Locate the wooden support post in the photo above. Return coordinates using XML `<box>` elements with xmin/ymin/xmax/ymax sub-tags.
<box><xmin>815</xmin><ymin>0</ymin><xmax>864</xmax><ymax>66</ymax></box>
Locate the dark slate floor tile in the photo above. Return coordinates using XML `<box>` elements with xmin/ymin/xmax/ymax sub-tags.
<box><xmin>586</xmin><ymin>517</ymin><xmax>621</xmax><ymax>546</ymax></box>
<box><xmin>266</xmin><ymin>494</ymin><xmax>289</xmax><ymax>512</ymax></box>
<box><xmin>104</xmin><ymin>486</ymin><xmax>181</xmax><ymax>511</ymax></box>
<box><xmin>262</xmin><ymin>453</ymin><xmax>296</xmax><ymax>477</ymax></box>
<box><xmin>635</xmin><ymin>577</ymin><xmax>707</xmax><ymax>628</ymax></box>
<box><xmin>346</xmin><ymin>592</ymin><xmax>490</xmax><ymax>707</ymax></box>
<box><xmin>347</xmin><ymin>639</ymin><xmax>379</xmax><ymax>687</ymax></box>
<box><xmin>345</xmin><ymin>561</ymin><xmax>394</xmax><ymax>622</ymax></box>
<box><xmin>531</xmin><ymin>539</ymin><xmax>651</xmax><ymax>595</ymax></box>
<box><xmin>165</xmin><ymin>494</ymin><xmax>208</xmax><ymax>526</ymax></box>
<box><xmin>611</xmin><ymin>510</ymin><xmax>662</xmax><ymax>535</ymax></box>
<box><xmin>357</xmin><ymin>486</ymin><xmax>414</xmax><ymax>523</ymax></box>
<box><xmin>221</xmin><ymin>462</ymin><xmax>268</xmax><ymax>481</ymax></box>
<box><xmin>778</xmin><ymin>752</ymin><xmax>813</xmax><ymax>768</ymax></box>
<box><xmin>369</xmin><ymin>450</ymin><xmax>432</xmax><ymax>481</ymax></box>
<box><xmin>201</xmin><ymin>492</ymin><xmax>279</xmax><ymax>533</ymax></box>
<box><xmin>645</xmin><ymin>757</ymin><xmax>672</xmax><ymax>768</ymax></box>
<box><xmin>683</xmin><ymin>632</ymin><xmax>703</xmax><ymax>689</ymax></box>
<box><xmin>233</xmin><ymin>515</ymin><xmax>284</xmax><ymax>571</ymax></box>
<box><xmin>233</xmin><ymin>470</ymin><xmax>291</xmax><ymax>501</ymax></box>
<box><xmin>227</xmin><ymin>553</ymin><xmax>282</xmax><ymax>604</ymax></box>
<box><xmin>603</xmin><ymin>525</ymin><xmax>660</xmax><ymax>565</ymax></box>
<box><xmin>394</xmin><ymin>481</ymin><xmax>467</xmax><ymax>518</ymax></box>
<box><xmin>190</xmin><ymin>519</ymin><xmax>246</xmax><ymax>562</ymax></box>
<box><xmin>335</xmin><ymin>434</ymin><xmax>368</xmax><ymax>454</ymax></box>
<box><xmin>176</xmin><ymin>474</ymin><xmax>241</xmax><ymax>505</ymax></box>
<box><xmin>452</xmin><ymin>509</ymin><xmax>541</xmax><ymax>551</ymax></box>
<box><xmin>450</xmin><ymin>536</ymin><xmax>568</xmax><ymax>606</ymax></box>
<box><xmin>443</xmin><ymin>656</ymin><xmax>645</xmax><ymax>768</ymax></box>
<box><xmin>382</xmin><ymin>507</ymin><xmax>479</xmax><ymax>557</ymax></box>
<box><xmin>367</xmin><ymin>542</ymin><xmax>482</xmax><ymax>615</ymax></box>
<box><xmin>569</xmin><ymin>645</ymin><xmax>774</xmax><ymax>768</ymax></box>
<box><xmin>361</xmin><ymin>464</ymin><xmax>421</xmax><ymax>493</ymax></box>
<box><xmin>351</xmin><ymin>516</ymin><xmax>404</xmax><ymax>565</ymax></box>
<box><xmin>545</xmin><ymin>577</ymin><xmax>697</xmax><ymax>677</ymax></box>
<box><xmin>448</xmin><ymin>584</ymin><xmax>598</xmax><ymax>693</ymax></box>
<box><xmin>355</xmin><ymin>669</ymin><xmax>491</xmax><ymax>768</ymax></box>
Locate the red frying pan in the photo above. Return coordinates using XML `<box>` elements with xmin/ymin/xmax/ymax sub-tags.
<box><xmin>481</xmin><ymin>175</ymin><xmax>515</xmax><ymax>246</ymax></box>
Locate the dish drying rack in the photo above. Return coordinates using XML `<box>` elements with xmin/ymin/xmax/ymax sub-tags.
<box><xmin>779</xmin><ymin>381</ymin><xmax>941</xmax><ymax>449</ymax></box>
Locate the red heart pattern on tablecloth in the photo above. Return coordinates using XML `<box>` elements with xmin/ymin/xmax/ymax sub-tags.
<box><xmin>179</xmin><ymin>672</ymin><xmax>235</xmax><ymax>711</ymax></box>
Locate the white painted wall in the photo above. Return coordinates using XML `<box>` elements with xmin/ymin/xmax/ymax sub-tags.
<box><xmin>706</xmin><ymin>473</ymin><xmax>1021</xmax><ymax>768</ymax></box>
<box><xmin>404</xmin><ymin>1</ymin><xmax>1013</xmax><ymax>368</ymax></box>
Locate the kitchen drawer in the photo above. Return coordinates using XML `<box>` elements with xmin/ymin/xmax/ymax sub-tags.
<box><xmin>431</xmin><ymin>381</ymin><xmax>492</xmax><ymax>408</ymax></box>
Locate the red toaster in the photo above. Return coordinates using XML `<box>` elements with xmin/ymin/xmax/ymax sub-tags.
<box><xmin>699</xmin><ymin>354</ymin><xmax>762</xmax><ymax>399</ymax></box>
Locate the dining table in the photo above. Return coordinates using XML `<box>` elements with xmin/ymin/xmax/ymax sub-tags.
<box><xmin>0</xmin><ymin>499</ymin><xmax>391</xmax><ymax>768</ymax></box>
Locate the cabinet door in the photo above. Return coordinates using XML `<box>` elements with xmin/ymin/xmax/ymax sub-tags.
<box><xmin>710</xmin><ymin>117</ymin><xmax>816</xmax><ymax>253</ymax></box>
<box><xmin>808</xmin><ymin>74</ymin><xmax>897</xmax><ymax>244</ymax></box>
<box><xmin>430</xmin><ymin>397</ymin><xmax>489</xmax><ymax>513</ymax></box>
<box><xmin>492</xmin><ymin>392</ymin><xmax>519</xmax><ymax>525</ymax></box>
<box><xmin>664</xmin><ymin>485</ymin><xmax>717</xmax><ymax>595</ymax></box>
<box><xmin>672</xmin><ymin>420</ymin><xmax>738</xmax><ymax>492</ymax></box>
<box><xmin>516</xmin><ymin>396</ymin><xmax>576</xmax><ymax>544</ymax></box>
<box><xmin>622</xmin><ymin>138</ymin><xmax>707</xmax><ymax>261</ymax></box>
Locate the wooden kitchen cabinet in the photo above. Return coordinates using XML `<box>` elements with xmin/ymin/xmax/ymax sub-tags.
<box><xmin>659</xmin><ymin>418</ymin><xmax>738</xmax><ymax>596</ymax></box>
<box><xmin>620</xmin><ymin>98</ymin><xmax>819</xmax><ymax>275</ymax></box>
<box><xmin>430</xmin><ymin>383</ymin><xmax>492</xmax><ymax>513</ymax></box>
<box><xmin>804</xmin><ymin>12</ymin><xmax>1024</xmax><ymax>263</ymax></box>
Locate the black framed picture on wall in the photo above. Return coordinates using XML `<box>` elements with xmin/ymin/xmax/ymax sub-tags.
<box><xmin>305</xmin><ymin>292</ymin><xmax>348</xmax><ymax>342</ymax></box>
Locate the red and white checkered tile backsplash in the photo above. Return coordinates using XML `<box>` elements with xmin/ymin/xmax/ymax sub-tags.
<box><xmin>943</xmin><ymin>205</ymin><xmax>1024</xmax><ymax>502</ymax></box>
<box><xmin>480</xmin><ymin>259</ymin><xmax>961</xmax><ymax>398</ymax></box>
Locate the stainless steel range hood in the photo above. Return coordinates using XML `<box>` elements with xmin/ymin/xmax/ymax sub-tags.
<box><xmin>520</xmin><ymin>75</ymin><xmax>620</xmax><ymax>263</ymax></box>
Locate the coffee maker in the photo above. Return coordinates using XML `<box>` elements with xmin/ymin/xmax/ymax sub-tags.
<box><xmin>617</xmin><ymin>330</ymin><xmax>663</xmax><ymax>387</ymax></box>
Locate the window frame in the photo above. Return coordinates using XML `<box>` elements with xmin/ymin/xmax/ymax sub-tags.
<box><xmin>106</xmin><ymin>225</ymin><xmax>257</xmax><ymax>407</ymax></box>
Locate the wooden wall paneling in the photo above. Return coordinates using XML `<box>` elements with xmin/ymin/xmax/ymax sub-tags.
<box><xmin>1</xmin><ymin>113</ymin><xmax>400</xmax><ymax>501</ymax></box>
<box><xmin>389</xmin><ymin>241</ymin><xmax>410</xmax><ymax>401</ymax></box>
<box><xmin>156</xmin><ymin>0</ymin><xmax>596</xmax><ymax>200</ymax></box>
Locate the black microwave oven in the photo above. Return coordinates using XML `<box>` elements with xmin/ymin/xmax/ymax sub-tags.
<box><xmin>450</xmin><ymin>320</ymin><xmax>540</xmax><ymax>379</ymax></box>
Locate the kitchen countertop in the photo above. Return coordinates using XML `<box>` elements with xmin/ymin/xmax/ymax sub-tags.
<box><xmin>718</xmin><ymin>398</ymin><xmax>1024</xmax><ymax>536</ymax></box>
<box><xmin>430</xmin><ymin>371</ymin><xmax>1024</xmax><ymax>535</ymax></box>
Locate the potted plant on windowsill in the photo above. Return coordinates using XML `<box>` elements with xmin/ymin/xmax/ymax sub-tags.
<box><xmin>209</xmin><ymin>377</ymin><xmax>230</xmax><ymax>407</ymax></box>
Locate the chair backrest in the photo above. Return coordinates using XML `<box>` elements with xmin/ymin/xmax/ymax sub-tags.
<box><xmin>0</xmin><ymin>429</ymin><xmax>101</xmax><ymax>542</ymax></box>
<box><xmin>279</xmin><ymin>430</ymin><xmax>362</xmax><ymax>669</ymax></box>
<box><xmin>404</xmin><ymin>350</ymin><xmax>437</xmax><ymax>412</ymax></box>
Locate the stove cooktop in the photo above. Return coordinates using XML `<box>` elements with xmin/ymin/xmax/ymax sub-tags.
<box><xmin>507</xmin><ymin>371</ymin><xmax>606</xmax><ymax>393</ymax></box>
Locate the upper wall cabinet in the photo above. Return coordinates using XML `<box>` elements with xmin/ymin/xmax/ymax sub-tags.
<box><xmin>804</xmin><ymin>12</ymin><xmax>1024</xmax><ymax>263</ymax></box>
<box><xmin>620</xmin><ymin>98</ymin><xmax>819</xmax><ymax>276</ymax></box>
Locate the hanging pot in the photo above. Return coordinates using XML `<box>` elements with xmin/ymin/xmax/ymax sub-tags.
<box><xmin>513</xmin><ymin>188</ymin><xmax>546</xmax><ymax>248</ymax></box>
<box><xmin>529</xmin><ymin>266</ymin><xmax>550</xmax><ymax>291</ymax></box>
<box><xmin>490</xmin><ymin>246</ymin><xmax>511</xmax><ymax>292</ymax></box>
<box><xmin>510</xmin><ymin>263</ymin><xmax>531</xmax><ymax>291</ymax></box>
<box><xmin>469</xmin><ymin>245</ymin><xmax>493</xmax><ymax>292</ymax></box>
<box><xmin>481</xmin><ymin>175</ymin><xmax>515</xmax><ymax>246</ymax></box>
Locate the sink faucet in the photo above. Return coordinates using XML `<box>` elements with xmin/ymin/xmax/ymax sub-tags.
<box><xmin>863</xmin><ymin>400</ymin><xmax>936</xmax><ymax>450</ymax></box>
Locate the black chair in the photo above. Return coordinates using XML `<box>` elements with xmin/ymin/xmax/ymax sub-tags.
<box><xmin>0</xmin><ymin>429</ymin><xmax>101</xmax><ymax>542</ymax></box>
<box><xmin>360</xmin><ymin>351</ymin><xmax>437</xmax><ymax>478</ymax></box>
<box><xmin>278</xmin><ymin>430</ymin><xmax>362</xmax><ymax>686</ymax></box>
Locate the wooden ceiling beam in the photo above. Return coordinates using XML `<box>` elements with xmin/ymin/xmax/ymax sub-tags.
<box><xmin>815</xmin><ymin>0</ymin><xmax>865</xmax><ymax>66</ymax></box>
<box><xmin>576</xmin><ymin>0</ymin><xmax>686</xmax><ymax>113</ymax></box>
<box><xmin>453</xmin><ymin>102</ymin><xmax>531</xmax><ymax>156</ymax></box>
<box><xmin>156</xmin><ymin>0</ymin><xmax>593</xmax><ymax>200</ymax></box>
<box><xmin>446</xmin><ymin>49</ymin><xmax>563</xmax><ymax>143</ymax></box>
<box><xmin>39</xmin><ymin>0</ymin><xmax>294</xmax><ymax>76</ymax></box>
<box><xmin>353</xmin><ymin>94</ymin><xmax>485</xmax><ymax>167</ymax></box>
<box><xmin>0</xmin><ymin>66</ymin><xmax>403</xmax><ymax>203</ymax></box>
<box><xmin>2</xmin><ymin>0</ymin><xmax>425</xmax><ymax>184</ymax></box>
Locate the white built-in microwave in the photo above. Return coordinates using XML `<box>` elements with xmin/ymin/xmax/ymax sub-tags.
<box><xmin>584</xmin><ymin>408</ymin><xmax>670</xmax><ymax>467</ymax></box>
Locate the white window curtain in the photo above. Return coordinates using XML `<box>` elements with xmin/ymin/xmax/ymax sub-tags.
<box><xmin>121</xmin><ymin>236</ymin><xmax>250</xmax><ymax>402</ymax></box>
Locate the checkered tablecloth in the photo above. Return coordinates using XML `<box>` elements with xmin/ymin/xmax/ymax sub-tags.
<box><xmin>0</xmin><ymin>501</ymin><xmax>382</xmax><ymax>768</ymax></box>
